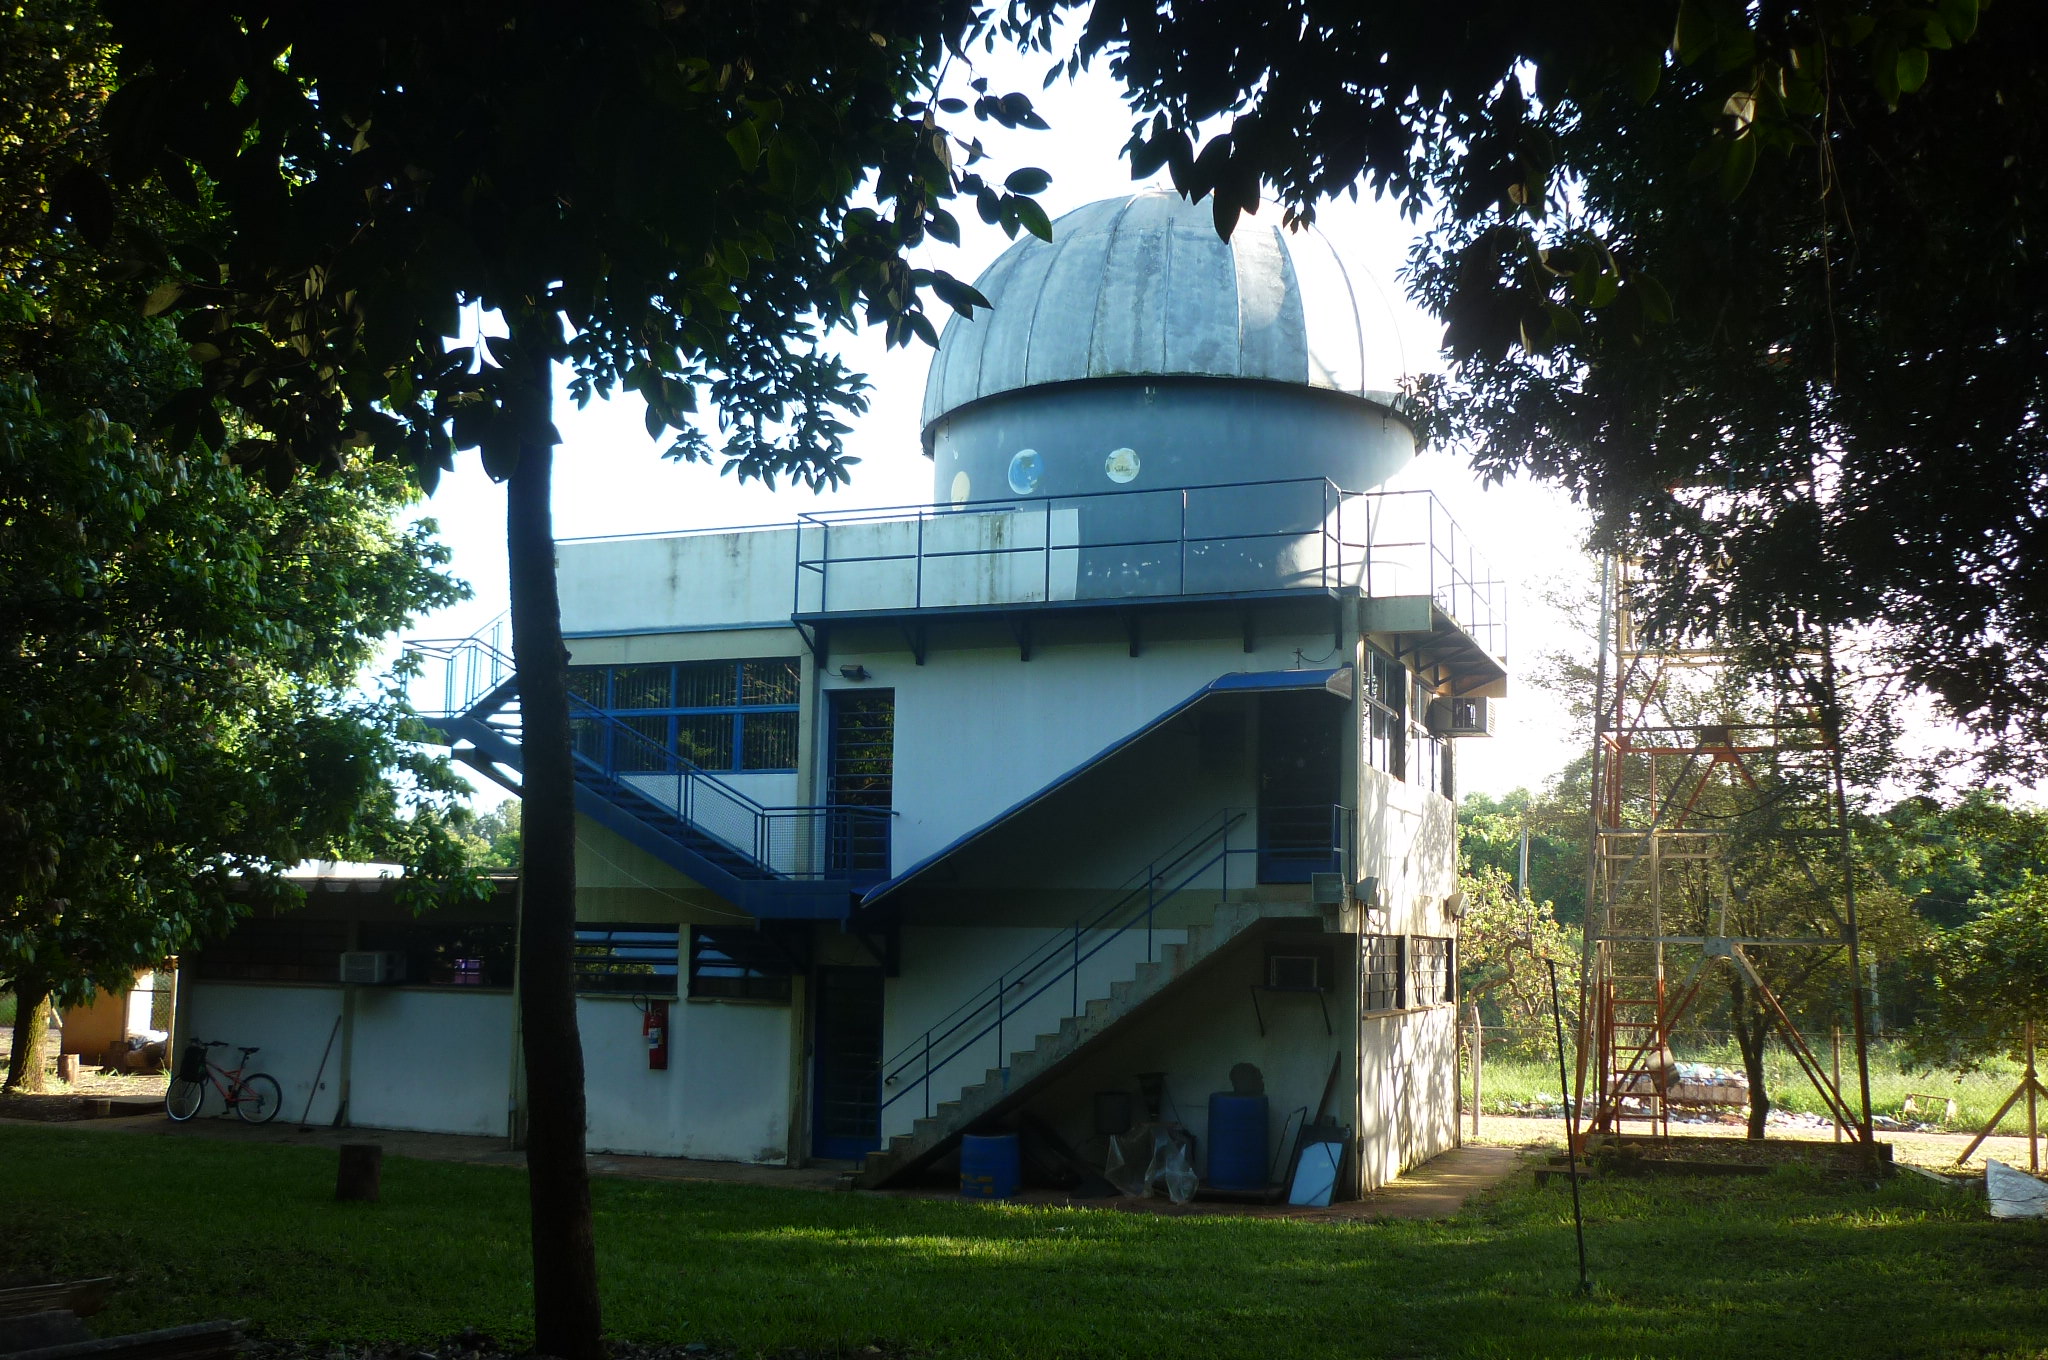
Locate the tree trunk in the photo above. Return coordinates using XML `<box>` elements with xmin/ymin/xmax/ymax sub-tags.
<box><xmin>504</xmin><ymin>349</ymin><xmax>604</xmax><ymax>1360</ymax></box>
<box><xmin>5</xmin><ymin>984</ymin><xmax>51</xmax><ymax>1093</ymax></box>
<box><xmin>1729</xmin><ymin>976</ymin><xmax>1770</xmax><ymax>1140</ymax></box>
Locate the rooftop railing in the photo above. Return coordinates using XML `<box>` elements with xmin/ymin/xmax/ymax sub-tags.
<box><xmin>791</xmin><ymin>478</ymin><xmax>1505</xmax><ymax>660</ymax></box>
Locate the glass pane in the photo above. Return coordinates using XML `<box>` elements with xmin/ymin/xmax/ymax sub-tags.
<box><xmin>742</xmin><ymin>658</ymin><xmax>800</xmax><ymax>706</ymax></box>
<box><xmin>566</xmin><ymin>667</ymin><xmax>607</xmax><ymax>706</ymax></box>
<box><xmin>676</xmin><ymin>661</ymin><xmax>738</xmax><ymax>709</ymax></box>
<box><xmin>612</xmin><ymin>715</ymin><xmax>670</xmax><ymax>772</ymax></box>
<box><xmin>742</xmin><ymin>711</ymin><xmax>799</xmax><ymax>770</ymax></box>
<box><xmin>676</xmin><ymin>714</ymin><xmax>734</xmax><ymax>770</ymax></box>
<box><xmin>612</xmin><ymin>665</ymin><xmax>672</xmax><ymax>710</ymax></box>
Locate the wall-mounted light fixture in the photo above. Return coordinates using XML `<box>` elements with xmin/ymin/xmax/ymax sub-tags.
<box><xmin>1443</xmin><ymin>890</ymin><xmax>1468</xmax><ymax>921</ymax></box>
<box><xmin>837</xmin><ymin>664</ymin><xmax>871</xmax><ymax>682</ymax></box>
<box><xmin>1353</xmin><ymin>876</ymin><xmax>1381</xmax><ymax>909</ymax></box>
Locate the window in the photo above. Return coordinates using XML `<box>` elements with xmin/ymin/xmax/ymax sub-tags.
<box><xmin>688</xmin><ymin>927</ymin><xmax>804</xmax><ymax>1001</ymax></box>
<box><xmin>1363</xmin><ymin>934</ymin><xmax>1405</xmax><ymax>1012</ymax></box>
<box><xmin>566</xmin><ymin>658</ymin><xmax>801</xmax><ymax>773</ymax></box>
<box><xmin>573</xmin><ymin>924</ymin><xmax>681</xmax><ymax>995</ymax></box>
<box><xmin>1410</xmin><ymin>936</ymin><xmax>1454</xmax><ymax>1008</ymax></box>
<box><xmin>357</xmin><ymin>921</ymin><xmax>516</xmax><ymax>988</ymax></box>
<box><xmin>1363</xmin><ymin>649</ymin><xmax>1405</xmax><ymax>778</ymax></box>
<box><xmin>194</xmin><ymin>918</ymin><xmax>348</xmax><ymax>983</ymax></box>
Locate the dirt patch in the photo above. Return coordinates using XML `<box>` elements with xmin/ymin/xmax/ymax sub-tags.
<box><xmin>0</xmin><ymin>1071</ymin><xmax>168</xmax><ymax>1123</ymax></box>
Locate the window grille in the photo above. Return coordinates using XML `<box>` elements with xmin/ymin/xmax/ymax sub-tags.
<box><xmin>1363</xmin><ymin>934</ymin><xmax>1406</xmax><ymax>1011</ymax></box>
<box><xmin>1364</xmin><ymin>649</ymin><xmax>1406</xmax><ymax>779</ymax></box>
<box><xmin>357</xmin><ymin>921</ymin><xmax>516</xmax><ymax>988</ymax></box>
<box><xmin>194</xmin><ymin>918</ymin><xmax>349</xmax><ymax>983</ymax></box>
<box><xmin>688</xmin><ymin>927</ymin><xmax>803</xmax><ymax>1001</ymax></box>
<box><xmin>565</xmin><ymin>658</ymin><xmax>801</xmax><ymax>773</ymax></box>
<box><xmin>1409</xmin><ymin>936</ymin><xmax>1454</xmax><ymax>1008</ymax></box>
<box><xmin>572</xmin><ymin>924</ymin><xmax>681</xmax><ymax>995</ymax></box>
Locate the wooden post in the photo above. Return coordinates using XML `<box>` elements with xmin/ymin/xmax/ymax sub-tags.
<box><xmin>1469</xmin><ymin>1004</ymin><xmax>1483</xmax><ymax>1137</ymax></box>
<box><xmin>1831</xmin><ymin>1025</ymin><xmax>1843</xmax><ymax>1144</ymax></box>
<box><xmin>336</xmin><ymin>1144</ymin><xmax>383</xmax><ymax>1202</ymax></box>
<box><xmin>56</xmin><ymin>1053</ymin><xmax>80</xmax><ymax>1084</ymax></box>
<box><xmin>2027</xmin><ymin>1021</ymin><xmax>2039</xmax><ymax>1175</ymax></box>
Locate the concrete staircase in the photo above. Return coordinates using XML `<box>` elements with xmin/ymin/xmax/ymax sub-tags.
<box><xmin>854</xmin><ymin>899</ymin><xmax>1328</xmax><ymax>1189</ymax></box>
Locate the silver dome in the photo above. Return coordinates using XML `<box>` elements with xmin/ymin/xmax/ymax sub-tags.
<box><xmin>920</xmin><ymin>191</ymin><xmax>1367</xmax><ymax>434</ymax></box>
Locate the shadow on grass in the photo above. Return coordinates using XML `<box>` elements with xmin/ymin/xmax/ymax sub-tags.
<box><xmin>3</xmin><ymin>1126</ymin><xmax>2044</xmax><ymax>1359</ymax></box>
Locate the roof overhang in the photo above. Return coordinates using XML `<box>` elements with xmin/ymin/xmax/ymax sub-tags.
<box><xmin>858</xmin><ymin>667</ymin><xmax>1351</xmax><ymax>910</ymax></box>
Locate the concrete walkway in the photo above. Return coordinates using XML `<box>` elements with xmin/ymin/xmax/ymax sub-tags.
<box><xmin>9</xmin><ymin>1111</ymin><xmax>1526</xmax><ymax>1219</ymax></box>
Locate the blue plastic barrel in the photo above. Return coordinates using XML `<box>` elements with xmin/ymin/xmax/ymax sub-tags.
<box><xmin>960</xmin><ymin>1132</ymin><xmax>1021</xmax><ymax>1199</ymax></box>
<box><xmin>1207</xmin><ymin>1093</ymin><xmax>1269</xmax><ymax>1190</ymax></box>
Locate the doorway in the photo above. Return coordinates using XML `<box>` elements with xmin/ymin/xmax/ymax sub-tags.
<box><xmin>811</xmin><ymin>966</ymin><xmax>886</xmax><ymax>1160</ymax></box>
<box><xmin>1256</xmin><ymin>691</ymin><xmax>1344</xmax><ymax>882</ymax></box>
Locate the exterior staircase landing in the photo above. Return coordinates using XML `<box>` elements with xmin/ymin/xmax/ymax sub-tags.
<box><xmin>855</xmin><ymin>899</ymin><xmax>1336</xmax><ymax>1190</ymax></box>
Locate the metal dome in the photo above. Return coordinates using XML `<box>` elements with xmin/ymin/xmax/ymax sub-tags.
<box><xmin>920</xmin><ymin>191</ymin><xmax>1367</xmax><ymax>434</ymax></box>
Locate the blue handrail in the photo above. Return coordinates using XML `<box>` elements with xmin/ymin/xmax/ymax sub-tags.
<box><xmin>878</xmin><ymin>808</ymin><xmax>1257</xmax><ymax>1120</ymax></box>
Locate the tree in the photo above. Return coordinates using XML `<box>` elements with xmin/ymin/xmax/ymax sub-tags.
<box><xmin>457</xmin><ymin>801</ymin><xmax>523</xmax><ymax>872</ymax></box>
<box><xmin>1459</xmin><ymin>790</ymin><xmax>1585</xmax><ymax>928</ymax></box>
<box><xmin>54</xmin><ymin>5</ymin><xmax>1056</xmax><ymax>1353</ymax></box>
<box><xmin>1</xmin><ymin>0</ymin><xmax>471</xmax><ymax>1093</ymax></box>
<box><xmin>1908</xmin><ymin>876</ymin><xmax>2048</xmax><ymax>1072</ymax></box>
<box><xmin>1052</xmin><ymin>0</ymin><xmax>2045</xmax><ymax>773</ymax></box>
<box><xmin>1456</xmin><ymin>863</ymin><xmax>1579</xmax><ymax>1058</ymax></box>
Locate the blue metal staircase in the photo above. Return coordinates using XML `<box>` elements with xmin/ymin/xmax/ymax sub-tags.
<box><xmin>405</xmin><ymin>626</ymin><xmax>888</xmax><ymax>920</ymax></box>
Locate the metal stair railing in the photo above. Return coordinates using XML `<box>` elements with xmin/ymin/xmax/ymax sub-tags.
<box><xmin>401</xmin><ymin>622</ymin><xmax>890</xmax><ymax>885</ymax></box>
<box><xmin>568</xmin><ymin>696</ymin><xmax>891</xmax><ymax>883</ymax></box>
<box><xmin>878</xmin><ymin>808</ymin><xmax>1258</xmax><ymax>1122</ymax></box>
<box><xmin>402</xmin><ymin>619</ymin><xmax>514</xmax><ymax>720</ymax></box>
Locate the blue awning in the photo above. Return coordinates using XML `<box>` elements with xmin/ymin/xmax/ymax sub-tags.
<box><xmin>859</xmin><ymin>666</ymin><xmax>1351</xmax><ymax>908</ymax></box>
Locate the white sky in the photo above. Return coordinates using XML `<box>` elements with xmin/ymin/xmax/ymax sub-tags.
<box><xmin>404</xmin><ymin>45</ymin><xmax>1595</xmax><ymax>803</ymax></box>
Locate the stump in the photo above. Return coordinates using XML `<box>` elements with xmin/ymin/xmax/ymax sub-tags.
<box><xmin>335</xmin><ymin>1144</ymin><xmax>383</xmax><ymax>1202</ymax></box>
<box><xmin>56</xmin><ymin>1054</ymin><xmax>80</xmax><ymax>1083</ymax></box>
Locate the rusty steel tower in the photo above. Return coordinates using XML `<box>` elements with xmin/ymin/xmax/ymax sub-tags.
<box><xmin>1572</xmin><ymin>557</ymin><xmax>1876</xmax><ymax>1146</ymax></box>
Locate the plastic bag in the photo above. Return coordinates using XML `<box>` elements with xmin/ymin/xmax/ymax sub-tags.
<box><xmin>1104</xmin><ymin>1123</ymin><xmax>1197</xmax><ymax>1204</ymax></box>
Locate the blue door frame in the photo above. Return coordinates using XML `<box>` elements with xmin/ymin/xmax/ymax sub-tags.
<box><xmin>811</xmin><ymin>966</ymin><xmax>886</xmax><ymax>1160</ymax></box>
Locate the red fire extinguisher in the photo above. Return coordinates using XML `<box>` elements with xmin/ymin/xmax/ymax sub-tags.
<box><xmin>643</xmin><ymin>999</ymin><xmax>669</xmax><ymax>1071</ymax></box>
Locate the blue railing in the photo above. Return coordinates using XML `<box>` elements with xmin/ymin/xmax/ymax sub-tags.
<box><xmin>792</xmin><ymin>479</ymin><xmax>1505</xmax><ymax>661</ymax></box>
<box><xmin>401</xmin><ymin>626</ymin><xmax>891</xmax><ymax>886</ymax></box>
<box><xmin>877</xmin><ymin>804</ymin><xmax>1348</xmax><ymax>1123</ymax></box>
<box><xmin>568</xmin><ymin>697</ymin><xmax>891</xmax><ymax>883</ymax></box>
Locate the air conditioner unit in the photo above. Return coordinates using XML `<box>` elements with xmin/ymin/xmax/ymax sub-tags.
<box><xmin>339</xmin><ymin>951</ymin><xmax>405</xmax><ymax>986</ymax></box>
<box><xmin>1427</xmin><ymin>696</ymin><xmax>1496</xmax><ymax>738</ymax></box>
<box><xmin>1266</xmin><ymin>954</ymin><xmax>1323</xmax><ymax>992</ymax></box>
<box><xmin>1310</xmin><ymin>872</ymin><xmax>1346</xmax><ymax>906</ymax></box>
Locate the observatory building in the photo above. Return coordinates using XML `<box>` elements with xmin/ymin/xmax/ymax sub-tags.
<box><xmin>183</xmin><ymin>192</ymin><xmax>1507</xmax><ymax>1198</ymax></box>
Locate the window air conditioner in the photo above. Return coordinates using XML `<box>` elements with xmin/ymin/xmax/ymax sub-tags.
<box><xmin>1427</xmin><ymin>696</ymin><xmax>1496</xmax><ymax>738</ymax></box>
<box><xmin>1310</xmin><ymin>872</ymin><xmax>1346</xmax><ymax>906</ymax></box>
<box><xmin>1266</xmin><ymin>954</ymin><xmax>1323</xmax><ymax>992</ymax></box>
<box><xmin>339</xmin><ymin>950</ymin><xmax>406</xmax><ymax>985</ymax></box>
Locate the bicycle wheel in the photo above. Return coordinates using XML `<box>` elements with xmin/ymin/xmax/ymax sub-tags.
<box><xmin>234</xmin><ymin>1073</ymin><xmax>282</xmax><ymax>1124</ymax></box>
<box><xmin>165</xmin><ymin>1077</ymin><xmax>205</xmax><ymax>1122</ymax></box>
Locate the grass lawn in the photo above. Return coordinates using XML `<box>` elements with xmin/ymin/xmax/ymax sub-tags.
<box><xmin>4</xmin><ymin>1126</ymin><xmax>2047</xmax><ymax>1358</ymax></box>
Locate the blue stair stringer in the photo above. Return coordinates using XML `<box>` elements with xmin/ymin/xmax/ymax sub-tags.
<box><xmin>406</xmin><ymin>633</ymin><xmax>874</xmax><ymax>921</ymax></box>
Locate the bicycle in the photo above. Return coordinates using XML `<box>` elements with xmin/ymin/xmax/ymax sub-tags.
<box><xmin>165</xmin><ymin>1039</ymin><xmax>281</xmax><ymax>1123</ymax></box>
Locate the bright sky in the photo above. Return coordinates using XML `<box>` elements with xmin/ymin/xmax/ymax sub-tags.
<box><xmin>405</xmin><ymin>45</ymin><xmax>1595</xmax><ymax>803</ymax></box>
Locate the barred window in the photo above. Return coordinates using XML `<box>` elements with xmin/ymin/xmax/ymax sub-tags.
<box><xmin>357</xmin><ymin>921</ymin><xmax>516</xmax><ymax>988</ymax></box>
<box><xmin>1409</xmin><ymin>936</ymin><xmax>1454</xmax><ymax>1008</ymax></box>
<box><xmin>689</xmin><ymin>927</ymin><xmax>803</xmax><ymax>1002</ymax></box>
<box><xmin>573</xmin><ymin>924</ymin><xmax>681</xmax><ymax>996</ymax></box>
<box><xmin>193</xmin><ymin>917</ymin><xmax>349</xmax><ymax>983</ymax></box>
<box><xmin>1363</xmin><ymin>934</ymin><xmax>1405</xmax><ymax>1012</ymax></box>
<box><xmin>1363</xmin><ymin>649</ymin><xmax>1406</xmax><ymax>779</ymax></box>
<box><xmin>565</xmin><ymin>658</ymin><xmax>801</xmax><ymax>773</ymax></box>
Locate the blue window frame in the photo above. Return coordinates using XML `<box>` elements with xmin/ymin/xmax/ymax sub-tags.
<box><xmin>568</xmin><ymin>659</ymin><xmax>800</xmax><ymax>773</ymax></box>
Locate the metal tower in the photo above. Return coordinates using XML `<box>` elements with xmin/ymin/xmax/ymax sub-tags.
<box><xmin>1572</xmin><ymin>557</ymin><xmax>1875</xmax><ymax>1146</ymax></box>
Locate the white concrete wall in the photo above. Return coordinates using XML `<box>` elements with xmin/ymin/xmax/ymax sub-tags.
<box><xmin>1357</xmin><ymin>1004</ymin><xmax>1460</xmax><ymax>1190</ymax></box>
<box><xmin>347</xmin><ymin>989</ymin><xmax>515</xmax><ymax>1137</ymax></box>
<box><xmin>822</xmin><ymin>633</ymin><xmax>1340</xmax><ymax>872</ymax></box>
<box><xmin>797</xmin><ymin>508</ymin><xmax>1082</xmax><ymax>613</ymax></box>
<box><xmin>878</xmin><ymin>923</ymin><xmax>1189</xmax><ymax>1140</ymax></box>
<box><xmin>557</xmin><ymin>528</ymin><xmax>798</xmax><ymax>634</ymax></box>
<box><xmin>1355</xmin><ymin>764</ymin><xmax>1461</xmax><ymax>936</ymax></box>
<box><xmin>579</xmin><ymin>994</ymin><xmax>795</xmax><ymax>1162</ymax></box>
<box><xmin>183</xmin><ymin>983</ymin><xmax>346</xmax><ymax>1125</ymax></box>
